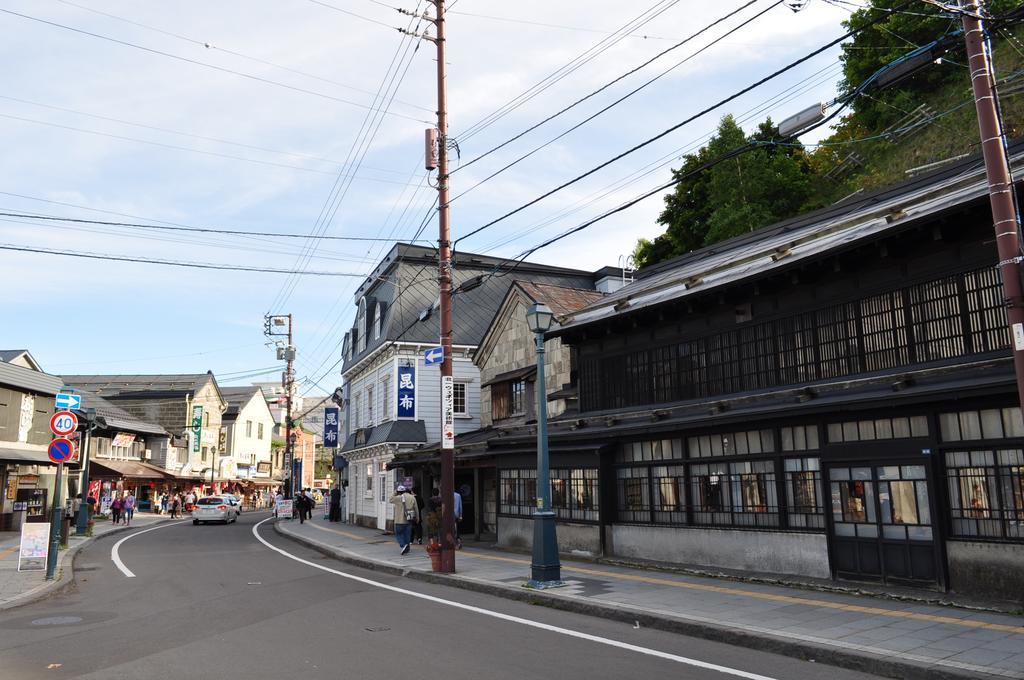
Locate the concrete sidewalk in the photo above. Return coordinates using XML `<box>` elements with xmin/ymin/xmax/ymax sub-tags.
<box><xmin>0</xmin><ymin>513</ymin><xmax>169</xmax><ymax>611</ymax></box>
<box><xmin>275</xmin><ymin>517</ymin><xmax>1024</xmax><ymax>680</ymax></box>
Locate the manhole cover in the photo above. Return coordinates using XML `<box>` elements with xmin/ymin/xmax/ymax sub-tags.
<box><xmin>31</xmin><ymin>616</ymin><xmax>82</xmax><ymax>626</ymax></box>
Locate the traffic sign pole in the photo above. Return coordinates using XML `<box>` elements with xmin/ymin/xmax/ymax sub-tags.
<box><xmin>45</xmin><ymin>461</ymin><xmax>63</xmax><ymax>580</ymax></box>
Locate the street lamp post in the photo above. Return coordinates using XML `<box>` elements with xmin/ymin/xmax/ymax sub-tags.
<box><xmin>525</xmin><ymin>302</ymin><xmax>563</xmax><ymax>588</ymax></box>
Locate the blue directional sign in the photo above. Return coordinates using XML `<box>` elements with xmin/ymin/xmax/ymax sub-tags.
<box><xmin>324</xmin><ymin>407</ymin><xmax>340</xmax><ymax>449</ymax></box>
<box><xmin>396</xmin><ymin>365</ymin><xmax>416</xmax><ymax>419</ymax></box>
<box><xmin>55</xmin><ymin>392</ymin><xmax>81</xmax><ymax>410</ymax></box>
<box><xmin>423</xmin><ymin>346</ymin><xmax>444</xmax><ymax>366</ymax></box>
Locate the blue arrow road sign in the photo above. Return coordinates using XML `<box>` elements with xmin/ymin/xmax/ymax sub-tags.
<box><xmin>423</xmin><ymin>346</ymin><xmax>444</xmax><ymax>365</ymax></box>
<box><xmin>55</xmin><ymin>392</ymin><xmax>81</xmax><ymax>410</ymax></box>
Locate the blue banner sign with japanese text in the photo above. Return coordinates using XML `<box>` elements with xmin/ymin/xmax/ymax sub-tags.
<box><xmin>397</xmin><ymin>364</ymin><xmax>416</xmax><ymax>419</ymax></box>
<box><xmin>324</xmin><ymin>407</ymin><xmax>340</xmax><ymax>448</ymax></box>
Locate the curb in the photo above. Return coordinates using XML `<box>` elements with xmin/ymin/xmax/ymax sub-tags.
<box><xmin>272</xmin><ymin>521</ymin><xmax>999</xmax><ymax>680</ymax></box>
<box><xmin>0</xmin><ymin>517</ymin><xmax>172</xmax><ymax>613</ymax></box>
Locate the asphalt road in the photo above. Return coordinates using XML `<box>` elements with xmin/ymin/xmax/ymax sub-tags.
<box><xmin>0</xmin><ymin>513</ymin><xmax>886</xmax><ymax>680</ymax></box>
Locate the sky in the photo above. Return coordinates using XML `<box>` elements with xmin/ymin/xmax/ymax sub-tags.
<box><xmin>0</xmin><ymin>0</ymin><xmax>855</xmax><ymax>395</ymax></box>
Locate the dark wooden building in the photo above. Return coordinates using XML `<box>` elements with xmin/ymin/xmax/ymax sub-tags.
<box><xmin>485</xmin><ymin>148</ymin><xmax>1024</xmax><ymax>602</ymax></box>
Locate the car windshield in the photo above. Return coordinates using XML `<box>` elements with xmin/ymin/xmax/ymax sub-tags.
<box><xmin>197</xmin><ymin>498</ymin><xmax>224</xmax><ymax>506</ymax></box>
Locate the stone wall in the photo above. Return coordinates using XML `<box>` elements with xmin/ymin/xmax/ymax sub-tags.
<box><xmin>497</xmin><ymin>516</ymin><xmax>601</xmax><ymax>554</ymax></box>
<box><xmin>609</xmin><ymin>524</ymin><xmax>831</xmax><ymax>579</ymax></box>
<box><xmin>947</xmin><ymin>539</ymin><xmax>1024</xmax><ymax>603</ymax></box>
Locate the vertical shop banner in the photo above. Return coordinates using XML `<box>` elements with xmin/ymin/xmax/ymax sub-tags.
<box><xmin>396</xmin><ymin>365</ymin><xmax>416</xmax><ymax>419</ymax></box>
<box><xmin>441</xmin><ymin>375</ymin><xmax>455</xmax><ymax>449</ymax></box>
<box><xmin>324</xmin><ymin>407</ymin><xmax>340</xmax><ymax>448</ymax></box>
<box><xmin>191</xmin><ymin>405</ymin><xmax>203</xmax><ymax>452</ymax></box>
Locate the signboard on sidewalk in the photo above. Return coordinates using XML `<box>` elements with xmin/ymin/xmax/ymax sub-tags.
<box><xmin>396</xmin><ymin>365</ymin><xmax>416</xmax><ymax>419</ymax></box>
<box><xmin>323</xmin><ymin>407</ymin><xmax>340</xmax><ymax>448</ymax></box>
<box><xmin>191</xmin><ymin>405</ymin><xmax>203</xmax><ymax>452</ymax></box>
<box><xmin>441</xmin><ymin>375</ymin><xmax>455</xmax><ymax>450</ymax></box>
<box><xmin>276</xmin><ymin>499</ymin><xmax>293</xmax><ymax>519</ymax></box>
<box><xmin>18</xmin><ymin>522</ymin><xmax>50</xmax><ymax>571</ymax></box>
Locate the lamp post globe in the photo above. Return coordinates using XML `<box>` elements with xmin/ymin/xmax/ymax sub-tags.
<box><xmin>526</xmin><ymin>301</ymin><xmax>562</xmax><ymax>588</ymax></box>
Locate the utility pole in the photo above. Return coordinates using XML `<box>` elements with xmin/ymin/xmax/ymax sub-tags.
<box><xmin>265</xmin><ymin>314</ymin><xmax>296</xmax><ymax>499</ymax></box>
<box><xmin>403</xmin><ymin>0</ymin><xmax>455</xmax><ymax>572</ymax></box>
<box><xmin>960</xmin><ymin>0</ymin><xmax>1024</xmax><ymax>412</ymax></box>
<box><xmin>433</xmin><ymin>0</ymin><xmax>456</xmax><ymax>575</ymax></box>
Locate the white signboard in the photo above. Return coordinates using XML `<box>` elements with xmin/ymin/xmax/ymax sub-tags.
<box><xmin>441</xmin><ymin>375</ymin><xmax>455</xmax><ymax>450</ymax></box>
<box><xmin>18</xmin><ymin>522</ymin><xmax>50</xmax><ymax>571</ymax></box>
<box><xmin>276</xmin><ymin>499</ymin><xmax>293</xmax><ymax>519</ymax></box>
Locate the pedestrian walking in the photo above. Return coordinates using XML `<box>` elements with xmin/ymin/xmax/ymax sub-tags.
<box><xmin>329</xmin><ymin>486</ymin><xmax>341</xmax><ymax>523</ymax></box>
<box><xmin>389</xmin><ymin>485</ymin><xmax>417</xmax><ymax>555</ymax></box>
<box><xmin>170</xmin><ymin>494</ymin><xmax>180</xmax><ymax>519</ymax></box>
<box><xmin>453</xmin><ymin>489</ymin><xmax>463</xmax><ymax>549</ymax></box>
<box><xmin>123</xmin><ymin>493</ymin><xmax>135</xmax><ymax>525</ymax></box>
<box><xmin>409</xmin><ymin>487</ymin><xmax>424</xmax><ymax>545</ymax></box>
<box><xmin>296</xmin><ymin>492</ymin><xmax>310</xmax><ymax>524</ymax></box>
<box><xmin>110</xmin><ymin>495</ymin><xmax>123</xmax><ymax>525</ymax></box>
<box><xmin>160</xmin><ymin>493</ymin><xmax>169</xmax><ymax>515</ymax></box>
<box><xmin>303</xmin><ymin>488</ymin><xmax>314</xmax><ymax>521</ymax></box>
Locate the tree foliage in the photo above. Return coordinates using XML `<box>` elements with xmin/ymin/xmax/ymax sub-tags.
<box><xmin>635</xmin><ymin>116</ymin><xmax>815</xmax><ymax>267</ymax></box>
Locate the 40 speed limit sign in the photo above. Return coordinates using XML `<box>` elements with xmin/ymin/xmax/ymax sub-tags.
<box><xmin>49</xmin><ymin>411</ymin><xmax>78</xmax><ymax>437</ymax></box>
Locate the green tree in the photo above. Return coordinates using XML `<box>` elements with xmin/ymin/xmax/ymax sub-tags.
<box><xmin>636</xmin><ymin>116</ymin><xmax>816</xmax><ymax>267</ymax></box>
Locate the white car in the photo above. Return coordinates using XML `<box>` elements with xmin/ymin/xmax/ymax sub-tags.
<box><xmin>220</xmin><ymin>494</ymin><xmax>243</xmax><ymax>517</ymax></box>
<box><xmin>192</xmin><ymin>496</ymin><xmax>237</xmax><ymax>525</ymax></box>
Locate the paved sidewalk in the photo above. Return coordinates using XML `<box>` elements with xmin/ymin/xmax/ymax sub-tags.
<box><xmin>0</xmin><ymin>512</ymin><xmax>169</xmax><ymax>610</ymax></box>
<box><xmin>276</xmin><ymin>517</ymin><xmax>1024</xmax><ymax>680</ymax></box>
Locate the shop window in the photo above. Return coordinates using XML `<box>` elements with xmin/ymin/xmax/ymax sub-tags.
<box><xmin>550</xmin><ymin>468</ymin><xmax>599</xmax><ymax>521</ymax></box>
<box><xmin>691</xmin><ymin>460</ymin><xmax>779</xmax><ymax>527</ymax></box>
<box><xmin>615</xmin><ymin>467</ymin><xmax>650</xmax><ymax>523</ymax></box>
<box><xmin>499</xmin><ymin>468</ymin><xmax>536</xmax><ymax>516</ymax></box>
<box><xmin>687</xmin><ymin>430</ymin><xmax>773</xmax><ymax>458</ymax></box>
<box><xmin>946</xmin><ymin>449</ymin><xmax>1024</xmax><ymax>540</ymax></box>
<box><xmin>784</xmin><ymin>457</ymin><xmax>824</xmax><ymax>529</ymax></box>
<box><xmin>651</xmin><ymin>465</ymin><xmax>686</xmax><ymax>524</ymax></box>
<box><xmin>617</xmin><ymin>439</ymin><xmax>683</xmax><ymax>463</ymax></box>
<box><xmin>939</xmin><ymin>408</ymin><xmax>1024</xmax><ymax>442</ymax></box>
<box><xmin>827</xmin><ymin>416</ymin><xmax>928</xmax><ymax>443</ymax></box>
<box><xmin>780</xmin><ymin>425</ymin><xmax>819</xmax><ymax>452</ymax></box>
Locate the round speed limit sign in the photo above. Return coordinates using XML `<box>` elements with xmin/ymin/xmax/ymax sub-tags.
<box><xmin>50</xmin><ymin>410</ymin><xmax>78</xmax><ymax>437</ymax></box>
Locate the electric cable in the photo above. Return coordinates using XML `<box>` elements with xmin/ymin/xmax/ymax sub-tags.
<box><xmin>453</xmin><ymin>0</ymin><xmax>769</xmax><ymax>174</ymax></box>
<box><xmin>449</xmin><ymin>1</ymin><xmax>782</xmax><ymax>203</ymax></box>
<box><xmin>454</xmin><ymin>0</ymin><xmax>913</xmax><ymax>247</ymax></box>
<box><xmin>0</xmin><ymin>7</ymin><xmax>430</xmax><ymax>123</ymax></box>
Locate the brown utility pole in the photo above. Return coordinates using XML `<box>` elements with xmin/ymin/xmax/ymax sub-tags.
<box><xmin>431</xmin><ymin>0</ymin><xmax>457</xmax><ymax>574</ymax></box>
<box><xmin>961</xmin><ymin>0</ymin><xmax>1024</xmax><ymax>413</ymax></box>
<box><xmin>285</xmin><ymin>314</ymin><xmax>295</xmax><ymax>499</ymax></box>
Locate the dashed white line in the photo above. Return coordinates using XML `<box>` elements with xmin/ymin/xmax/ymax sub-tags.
<box><xmin>111</xmin><ymin>520</ymin><xmax>189</xmax><ymax>577</ymax></box>
<box><xmin>252</xmin><ymin>517</ymin><xmax>777</xmax><ymax>680</ymax></box>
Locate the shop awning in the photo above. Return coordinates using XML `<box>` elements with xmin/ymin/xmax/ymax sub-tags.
<box><xmin>0</xmin><ymin>446</ymin><xmax>54</xmax><ymax>465</ymax></box>
<box><xmin>90</xmin><ymin>459</ymin><xmax>174</xmax><ymax>479</ymax></box>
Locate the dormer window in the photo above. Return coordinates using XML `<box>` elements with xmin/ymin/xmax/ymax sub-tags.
<box><xmin>374</xmin><ymin>302</ymin><xmax>384</xmax><ymax>340</ymax></box>
<box><xmin>356</xmin><ymin>297</ymin><xmax>367</xmax><ymax>353</ymax></box>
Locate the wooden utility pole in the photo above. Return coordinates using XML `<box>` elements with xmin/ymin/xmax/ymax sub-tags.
<box><xmin>431</xmin><ymin>0</ymin><xmax>457</xmax><ymax>574</ymax></box>
<box><xmin>960</xmin><ymin>0</ymin><xmax>1024</xmax><ymax>413</ymax></box>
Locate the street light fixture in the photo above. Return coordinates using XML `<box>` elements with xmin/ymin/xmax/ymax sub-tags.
<box><xmin>525</xmin><ymin>302</ymin><xmax>563</xmax><ymax>588</ymax></box>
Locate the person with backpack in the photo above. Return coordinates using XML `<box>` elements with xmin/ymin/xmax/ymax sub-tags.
<box><xmin>388</xmin><ymin>485</ymin><xmax>417</xmax><ymax>555</ymax></box>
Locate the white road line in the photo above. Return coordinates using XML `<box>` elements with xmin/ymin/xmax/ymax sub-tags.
<box><xmin>111</xmin><ymin>520</ymin><xmax>190</xmax><ymax>577</ymax></box>
<box><xmin>253</xmin><ymin>518</ymin><xmax>776</xmax><ymax>680</ymax></box>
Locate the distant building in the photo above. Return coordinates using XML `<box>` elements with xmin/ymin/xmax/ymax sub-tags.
<box><xmin>221</xmin><ymin>386</ymin><xmax>275</xmax><ymax>483</ymax></box>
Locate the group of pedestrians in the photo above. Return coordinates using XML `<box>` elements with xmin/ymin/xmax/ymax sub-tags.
<box><xmin>158</xmin><ymin>491</ymin><xmax>196</xmax><ymax>518</ymax></box>
<box><xmin>389</xmin><ymin>485</ymin><xmax>462</xmax><ymax>555</ymax></box>
<box><xmin>108</xmin><ymin>492</ymin><xmax>136</xmax><ymax>525</ymax></box>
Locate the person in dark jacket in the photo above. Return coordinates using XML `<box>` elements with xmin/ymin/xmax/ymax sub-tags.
<box><xmin>329</xmin><ymin>486</ymin><xmax>341</xmax><ymax>522</ymax></box>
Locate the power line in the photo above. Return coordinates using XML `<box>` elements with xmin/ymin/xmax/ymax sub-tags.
<box><xmin>0</xmin><ymin>7</ymin><xmax>430</xmax><ymax>124</ymax></box>
<box><xmin>0</xmin><ymin>94</ymin><xmax>419</xmax><ymax>177</ymax></box>
<box><xmin>456</xmin><ymin>0</ymin><xmax>683</xmax><ymax>142</ymax></box>
<box><xmin>306</xmin><ymin>0</ymin><xmax>401</xmax><ymax>29</ymax></box>
<box><xmin>454</xmin><ymin>1</ymin><xmax>909</xmax><ymax>246</ymax></box>
<box><xmin>454</xmin><ymin>0</ymin><xmax>769</xmax><ymax>174</ymax></box>
<box><xmin>0</xmin><ymin>111</ymin><xmax>423</xmax><ymax>183</ymax></box>
<box><xmin>52</xmin><ymin>0</ymin><xmax>432</xmax><ymax>114</ymax></box>
<box><xmin>0</xmin><ymin>243</ymin><xmax>371</xmax><ymax>275</ymax></box>
<box><xmin>0</xmin><ymin>210</ymin><xmax>433</xmax><ymax>243</ymax></box>
<box><xmin>450</xmin><ymin>1</ymin><xmax>781</xmax><ymax>202</ymax></box>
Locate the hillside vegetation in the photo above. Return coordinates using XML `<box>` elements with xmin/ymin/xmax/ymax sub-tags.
<box><xmin>635</xmin><ymin>0</ymin><xmax>1024</xmax><ymax>268</ymax></box>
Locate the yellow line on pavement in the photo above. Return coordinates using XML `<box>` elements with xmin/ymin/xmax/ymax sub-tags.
<box><xmin>457</xmin><ymin>549</ymin><xmax>1023</xmax><ymax>635</ymax></box>
<box><xmin>0</xmin><ymin>546</ymin><xmax>18</xmax><ymax>560</ymax></box>
<box><xmin>305</xmin><ymin>521</ymin><xmax>371</xmax><ymax>542</ymax></box>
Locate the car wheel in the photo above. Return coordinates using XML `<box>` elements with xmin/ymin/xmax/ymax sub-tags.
<box><xmin>193</xmin><ymin>519</ymin><xmax>199</xmax><ymax>525</ymax></box>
